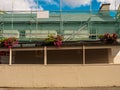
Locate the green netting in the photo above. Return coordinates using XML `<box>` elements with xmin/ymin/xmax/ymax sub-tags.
<box><xmin>0</xmin><ymin>10</ymin><xmax>119</xmax><ymax>41</ymax></box>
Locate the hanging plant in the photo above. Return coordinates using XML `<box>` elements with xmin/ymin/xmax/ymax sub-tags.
<box><xmin>44</xmin><ymin>34</ymin><xmax>63</xmax><ymax>47</ymax></box>
<box><xmin>0</xmin><ymin>37</ymin><xmax>18</xmax><ymax>48</ymax></box>
<box><xmin>98</xmin><ymin>33</ymin><xmax>118</xmax><ymax>44</ymax></box>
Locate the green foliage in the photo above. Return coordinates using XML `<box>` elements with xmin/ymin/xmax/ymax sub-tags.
<box><xmin>98</xmin><ymin>33</ymin><xmax>118</xmax><ymax>44</ymax></box>
<box><xmin>44</xmin><ymin>34</ymin><xmax>63</xmax><ymax>47</ymax></box>
<box><xmin>45</xmin><ymin>34</ymin><xmax>63</xmax><ymax>43</ymax></box>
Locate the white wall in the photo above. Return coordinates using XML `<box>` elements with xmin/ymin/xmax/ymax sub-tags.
<box><xmin>0</xmin><ymin>65</ymin><xmax>120</xmax><ymax>87</ymax></box>
<box><xmin>112</xmin><ymin>47</ymin><xmax>120</xmax><ymax>64</ymax></box>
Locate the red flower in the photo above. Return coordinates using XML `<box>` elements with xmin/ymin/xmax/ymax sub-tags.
<box><xmin>45</xmin><ymin>34</ymin><xmax>63</xmax><ymax>47</ymax></box>
<box><xmin>3</xmin><ymin>37</ymin><xmax>18</xmax><ymax>48</ymax></box>
<box><xmin>99</xmin><ymin>33</ymin><xmax>118</xmax><ymax>44</ymax></box>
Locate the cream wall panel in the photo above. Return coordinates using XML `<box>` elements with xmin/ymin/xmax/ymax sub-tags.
<box><xmin>0</xmin><ymin>65</ymin><xmax>120</xmax><ymax>87</ymax></box>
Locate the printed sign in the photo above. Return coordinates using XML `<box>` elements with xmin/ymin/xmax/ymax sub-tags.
<box><xmin>37</xmin><ymin>11</ymin><xmax>49</xmax><ymax>18</ymax></box>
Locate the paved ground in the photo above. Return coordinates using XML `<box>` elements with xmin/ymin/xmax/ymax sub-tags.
<box><xmin>0</xmin><ymin>87</ymin><xmax>120</xmax><ymax>90</ymax></box>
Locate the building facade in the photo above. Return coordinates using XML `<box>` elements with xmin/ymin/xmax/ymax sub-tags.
<box><xmin>0</xmin><ymin>4</ymin><xmax>120</xmax><ymax>88</ymax></box>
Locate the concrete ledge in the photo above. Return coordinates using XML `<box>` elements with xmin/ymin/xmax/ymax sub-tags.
<box><xmin>0</xmin><ymin>87</ymin><xmax>120</xmax><ymax>90</ymax></box>
<box><xmin>0</xmin><ymin>65</ymin><xmax>120</xmax><ymax>87</ymax></box>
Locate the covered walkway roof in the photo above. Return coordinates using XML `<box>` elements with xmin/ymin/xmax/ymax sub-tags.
<box><xmin>0</xmin><ymin>13</ymin><xmax>115</xmax><ymax>23</ymax></box>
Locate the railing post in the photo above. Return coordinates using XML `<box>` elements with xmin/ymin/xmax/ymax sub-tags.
<box><xmin>44</xmin><ymin>46</ymin><xmax>47</xmax><ymax>65</ymax></box>
<box><xmin>83</xmin><ymin>44</ymin><xmax>85</xmax><ymax>64</ymax></box>
<box><xmin>9</xmin><ymin>48</ymin><xmax>12</xmax><ymax>65</ymax></box>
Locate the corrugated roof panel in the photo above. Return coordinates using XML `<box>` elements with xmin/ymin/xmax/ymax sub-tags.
<box><xmin>0</xmin><ymin>13</ymin><xmax>115</xmax><ymax>22</ymax></box>
<box><xmin>90</xmin><ymin>15</ymin><xmax>115</xmax><ymax>22</ymax></box>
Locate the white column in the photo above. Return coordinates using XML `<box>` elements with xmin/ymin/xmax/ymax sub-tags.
<box><xmin>83</xmin><ymin>45</ymin><xmax>85</xmax><ymax>64</ymax></box>
<box><xmin>9</xmin><ymin>48</ymin><xmax>12</xmax><ymax>65</ymax></box>
<box><xmin>44</xmin><ymin>46</ymin><xmax>47</xmax><ymax>65</ymax></box>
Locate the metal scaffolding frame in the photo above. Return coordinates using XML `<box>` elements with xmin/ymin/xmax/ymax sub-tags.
<box><xmin>0</xmin><ymin>0</ymin><xmax>119</xmax><ymax>41</ymax></box>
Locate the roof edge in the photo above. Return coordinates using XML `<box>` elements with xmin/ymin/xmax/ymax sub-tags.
<box><xmin>99</xmin><ymin>3</ymin><xmax>110</xmax><ymax>11</ymax></box>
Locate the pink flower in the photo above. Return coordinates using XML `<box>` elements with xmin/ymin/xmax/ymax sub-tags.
<box><xmin>8</xmin><ymin>46</ymin><xmax>12</xmax><ymax>49</ymax></box>
<box><xmin>54</xmin><ymin>40</ymin><xmax>62</xmax><ymax>47</ymax></box>
<box><xmin>45</xmin><ymin>34</ymin><xmax>63</xmax><ymax>47</ymax></box>
<box><xmin>3</xmin><ymin>37</ymin><xmax>18</xmax><ymax>48</ymax></box>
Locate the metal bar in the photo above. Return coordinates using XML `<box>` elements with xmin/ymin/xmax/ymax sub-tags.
<box><xmin>89</xmin><ymin>0</ymin><xmax>92</xmax><ymax>39</ymax></box>
<box><xmin>12</xmin><ymin>48</ymin><xmax>43</xmax><ymax>51</ymax></box>
<box><xmin>44</xmin><ymin>46</ymin><xmax>47</xmax><ymax>65</ymax></box>
<box><xmin>0</xmin><ymin>45</ymin><xmax>117</xmax><ymax>51</ymax></box>
<box><xmin>83</xmin><ymin>45</ymin><xmax>85</xmax><ymax>64</ymax></box>
<box><xmin>12</xmin><ymin>0</ymin><xmax>13</xmax><ymax>30</ymax></box>
<box><xmin>47</xmin><ymin>47</ymin><xmax>83</xmax><ymax>50</ymax></box>
<box><xmin>59</xmin><ymin>0</ymin><xmax>63</xmax><ymax>34</ymax></box>
<box><xmin>36</xmin><ymin>0</ymin><xmax>38</xmax><ymax>30</ymax></box>
<box><xmin>9</xmin><ymin>48</ymin><xmax>12</xmax><ymax>65</ymax></box>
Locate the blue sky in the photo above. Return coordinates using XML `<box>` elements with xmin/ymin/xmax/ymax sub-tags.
<box><xmin>32</xmin><ymin>0</ymin><xmax>119</xmax><ymax>17</ymax></box>
<box><xmin>35</xmin><ymin>0</ymin><xmax>101</xmax><ymax>11</ymax></box>
<box><xmin>0</xmin><ymin>0</ymin><xmax>120</xmax><ymax>12</ymax></box>
<box><xmin>34</xmin><ymin>0</ymin><xmax>120</xmax><ymax>11</ymax></box>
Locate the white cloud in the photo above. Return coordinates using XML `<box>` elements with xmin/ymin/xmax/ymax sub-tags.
<box><xmin>0</xmin><ymin>0</ymin><xmax>43</xmax><ymax>12</ymax></box>
<box><xmin>43</xmin><ymin>0</ymin><xmax>58</xmax><ymax>6</ymax></box>
<box><xmin>97</xmin><ymin>0</ymin><xmax>120</xmax><ymax>10</ymax></box>
<box><xmin>39</xmin><ymin>0</ymin><xmax>91</xmax><ymax>8</ymax></box>
<box><xmin>39</xmin><ymin>6</ymin><xmax>44</xmax><ymax>11</ymax></box>
<box><xmin>61</xmin><ymin>0</ymin><xmax>92</xmax><ymax>8</ymax></box>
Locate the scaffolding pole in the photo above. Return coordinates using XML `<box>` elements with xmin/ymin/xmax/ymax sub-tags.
<box><xmin>12</xmin><ymin>0</ymin><xmax>13</xmax><ymax>30</ymax></box>
<box><xmin>36</xmin><ymin>0</ymin><xmax>38</xmax><ymax>30</ymax></box>
<box><xmin>60</xmin><ymin>0</ymin><xmax>63</xmax><ymax>35</ymax></box>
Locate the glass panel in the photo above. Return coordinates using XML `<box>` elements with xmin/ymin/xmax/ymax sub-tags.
<box><xmin>0</xmin><ymin>51</ymin><xmax>9</xmax><ymax>64</ymax></box>
<box><xmin>47</xmin><ymin>49</ymin><xmax>83</xmax><ymax>64</ymax></box>
<box><xmin>13</xmin><ymin>50</ymin><xmax>44</xmax><ymax>64</ymax></box>
<box><xmin>85</xmin><ymin>49</ymin><xmax>109</xmax><ymax>64</ymax></box>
